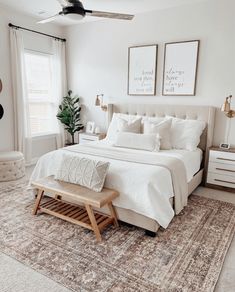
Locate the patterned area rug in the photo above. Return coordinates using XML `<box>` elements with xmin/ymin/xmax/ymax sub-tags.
<box><xmin>0</xmin><ymin>180</ymin><xmax>234</xmax><ymax>292</ymax></box>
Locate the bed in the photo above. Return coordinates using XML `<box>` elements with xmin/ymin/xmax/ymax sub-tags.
<box><xmin>30</xmin><ymin>104</ymin><xmax>215</xmax><ymax>234</ymax></box>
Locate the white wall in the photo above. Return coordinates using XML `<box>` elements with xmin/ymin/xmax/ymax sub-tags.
<box><xmin>0</xmin><ymin>5</ymin><xmax>65</xmax><ymax>157</ymax></box>
<box><xmin>66</xmin><ymin>0</ymin><xmax>235</xmax><ymax>146</ymax></box>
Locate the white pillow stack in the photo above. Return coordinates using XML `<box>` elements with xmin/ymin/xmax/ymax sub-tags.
<box><xmin>106</xmin><ymin>113</ymin><xmax>206</xmax><ymax>152</ymax></box>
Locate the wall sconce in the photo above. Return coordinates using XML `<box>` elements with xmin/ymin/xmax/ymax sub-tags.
<box><xmin>95</xmin><ymin>94</ymin><xmax>108</xmax><ymax>112</ymax></box>
<box><xmin>221</xmin><ymin>95</ymin><xmax>235</xmax><ymax>118</ymax></box>
<box><xmin>220</xmin><ymin>95</ymin><xmax>234</xmax><ymax>149</ymax></box>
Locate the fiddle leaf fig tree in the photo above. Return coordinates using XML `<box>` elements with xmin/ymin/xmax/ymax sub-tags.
<box><xmin>57</xmin><ymin>90</ymin><xmax>84</xmax><ymax>145</ymax></box>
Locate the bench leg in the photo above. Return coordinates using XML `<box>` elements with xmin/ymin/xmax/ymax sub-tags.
<box><xmin>108</xmin><ymin>202</ymin><xmax>119</xmax><ymax>227</ymax></box>
<box><xmin>55</xmin><ymin>194</ymin><xmax>62</xmax><ymax>200</ymax></box>
<box><xmin>32</xmin><ymin>189</ymin><xmax>44</xmax><ymax>215</ymax></box>
<box><xmin>85</xmin><ymin>204</ymin><xmax>102</xmax><ymax>242</ymax></box>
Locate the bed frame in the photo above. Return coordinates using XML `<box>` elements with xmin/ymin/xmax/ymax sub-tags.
<box><xmin>100</xmin><ymin>104</ymin><xmax>216</xmax><ymax>234</ymax></box>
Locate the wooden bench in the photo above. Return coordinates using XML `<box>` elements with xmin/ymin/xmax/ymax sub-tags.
<box><xmin>32</xmin><ymin>176</ymin><xmax>119</xmax><ymax>242</ymax></box>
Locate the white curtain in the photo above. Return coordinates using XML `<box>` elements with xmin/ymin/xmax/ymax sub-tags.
<box><xmin>52</xmin><ymin>39</ymin><xmax>67</xmax><ymax>148</ymax></box>
<box><xmin>10</xmin><ymin>28</ymin><xmax>32</xmax><ymax>164</ymax></box>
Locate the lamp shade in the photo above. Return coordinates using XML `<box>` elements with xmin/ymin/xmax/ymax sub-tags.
<box><xmin>221</xmin><ymin>98</ymin><xmax>230</xmax><ymax>113</ymax></box>
<box><xmin>95</xmin><ymin>95</ymin><xmax>101</xmax><ymax>106</ymax></box>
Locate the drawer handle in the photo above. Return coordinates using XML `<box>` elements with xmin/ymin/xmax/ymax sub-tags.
<box><xmin>214</xmin><ymin>179</ymin><xmax>235</xmax><ymax>185</ymax></box>
<box><xmin>216</xmin><ymin>157</ymin><xmax>235</xmax><ymax>162</ymax></box>
<box><xmin>215</xmin><ymin>167</ymin><xmax>235</xmax><ymax>173</ymax></box>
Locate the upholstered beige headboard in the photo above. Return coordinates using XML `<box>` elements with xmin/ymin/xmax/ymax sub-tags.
<box><xmin>107</xmin><ymin>104</ymin><xmax>216</xmax><ymax>171</ymax></box>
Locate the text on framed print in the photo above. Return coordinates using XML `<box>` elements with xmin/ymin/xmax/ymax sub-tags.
<box><xmin>162</xmin><ymin>40</ymin><xmax>200</xmax><ymax>96</ymax></box>
<box><xmin>128</xmin><ymin>45</ymin><xmax>158</xmax><ymax>96</ymax></box>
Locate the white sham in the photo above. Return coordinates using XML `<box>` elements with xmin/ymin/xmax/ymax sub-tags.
<box><xmin>114</xmin><ymin>132</ymin><xmax>160</xmax><ymax>152</ymax></box>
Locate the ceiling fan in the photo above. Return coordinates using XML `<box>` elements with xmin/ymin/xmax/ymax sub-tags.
<box><xmin>38</xmin><ymin>0</ymin><xmax>134</xmax><ymax>24</ymax></box>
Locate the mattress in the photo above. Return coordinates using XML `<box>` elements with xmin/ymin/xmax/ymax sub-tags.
<box><xmin>158</xmin><ymin>148</ymin><xmax>203</xmax><ymax>182</ymax></box>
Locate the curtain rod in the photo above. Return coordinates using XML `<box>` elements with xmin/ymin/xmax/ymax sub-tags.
<box><xmin>8</xmin><ymin>23</ymin><xmax>66</xmax><ymax>42</ymax></box>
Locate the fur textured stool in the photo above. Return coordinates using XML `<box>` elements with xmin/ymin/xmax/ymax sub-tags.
<box><xmin>0</xmin><ymin>151</ymin><xmax>25</xmax><ymax>182</ymax></box>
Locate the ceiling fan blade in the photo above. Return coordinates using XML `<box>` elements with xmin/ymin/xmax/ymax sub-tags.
<box><xmin>37</xmin><ymin>14</ymin><xmax>61</xmax><ymax>24</ymax></box>
<box><xmin>57</xmin><ymin>0</ymin><xmax>68</xmax><ymax>7</ymax></box>
<box><xmin>86</xmin><ymin>10</ymin><xmax>134</xmax><ymax>20</ymax></box>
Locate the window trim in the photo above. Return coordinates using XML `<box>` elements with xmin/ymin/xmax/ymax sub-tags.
<box><xmin>32</xmin><ymin>133</ymin><xmax>57</xmax><ymax>140</ymax></box>
<box><xmin>24</xmin><ymin>48</ymin><xmax>53</xmax><ymax>57</ymax></box>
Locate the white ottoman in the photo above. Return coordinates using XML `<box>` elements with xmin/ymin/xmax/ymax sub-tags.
<box><xmin>0</xmin><ymin>151</ymin><xmax>25</xmax><ymax>182</ymax></box>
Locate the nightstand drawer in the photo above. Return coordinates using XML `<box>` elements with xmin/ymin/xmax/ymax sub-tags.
<box><xmin>79</xmin><ymin>133</ymin><xmax>106</xmax><ymax>145</ymax></box>
<box><xmin>207</xmin><ymin>172</ymin><xmax>235</xmax><ymax>188</ymax></box>
<box><xmin>208</xmin><ymin>162</ymin><xmax>235</xmax><ymax>177</ymax></box>
<box><xmin>80</xmin><ymin>137</ymin><xmax>98</xmax><ymax>144</ymax></box>
<box><xmin>209</xmin><ymin>150</ymin><xmax>235</xmax><ymax>165</ymax></box>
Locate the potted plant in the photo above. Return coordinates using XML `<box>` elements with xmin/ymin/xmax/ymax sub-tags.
<box><xmin>57</xmin><ymin>90</ymin><xmax>84</xmax><ymax>145</ymax></box>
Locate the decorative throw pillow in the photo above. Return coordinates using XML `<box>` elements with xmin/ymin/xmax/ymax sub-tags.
<box><xmin>114</xmin><ymin>132</ymin><xmax>160</xmax><ymax>152</ymax></box>
<box><xmin>144</xmin><ymin>119</ymin><xmax>172</xmax><ymax>150</ymax></box>
<box><xmin>55</xmin><ymin>154</ymin><xmax>110</xmax><ymax>192</ymax></box>
<box><xmin>106</xmin><ymin>113</ymin><xmax>142</xmax><ymax>142</ymax></box>
<box><xmin>117</xmin><ymin>117</ymin><xmax>142</xmax><ymax>133</ymax></box>
<box><xmin>167</xmin><ymin>116</ymin><xmax>206</xmax><ymax>151</ymax></box>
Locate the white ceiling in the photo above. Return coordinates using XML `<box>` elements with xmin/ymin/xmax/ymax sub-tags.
<box><xmin>0</xmin><ymin>0</ymin><xmax>206</xmax><ymax>25</ymax></box>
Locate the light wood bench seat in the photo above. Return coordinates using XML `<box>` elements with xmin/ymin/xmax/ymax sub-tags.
<box><xmin>32</xmin><ymin>176</ymin><xmax>119</xmax><ymax>242</ymax></box>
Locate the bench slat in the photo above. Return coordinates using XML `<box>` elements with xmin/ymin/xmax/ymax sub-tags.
<box><xmin>70</xmin><ymin>209</ymin><xmax>85</xmax><ymax>219</ymax></box>
<box><xmin>75</xmin><ymin>211</ymin><xmax>89</xmax><ymax>221</ymax></box>
<box><xmin>98</xmin><ymin>217</ymin><xmax>114</xmax><ymax>231</ymax></box>
<box><xmin>65</xmin><ymin>206</ymin><xmax>79</xmax><ymax>216</ymax></box>
<box><xmin>40</xmin><ymin>199</ymin><xmax>56</xmax><ymax>208</ymax></box>
<box><xmin>40</xmin><ymin>206</ymin><xmax>93</xmax><ymax>230</ymax></box>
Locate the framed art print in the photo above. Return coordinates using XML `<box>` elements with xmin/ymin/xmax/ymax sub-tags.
<box><xmin>86</xmin><ymin>121</ymin><xmax>95</xmax><ymax>134</ymax></box>
<box><xmin>128</xmin><ymin>45</ymin><xmax>158</xmax><ymax>96</ymax></box>
<box><xmin>162</xmin><ymin>40</ymin><xmax>200</xmax><ymax>96</ymax></box>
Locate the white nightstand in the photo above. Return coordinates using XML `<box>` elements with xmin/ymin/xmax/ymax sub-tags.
<box><xmin>79</xmin><ymin>133</ymin><xmax>106</xmax><ymax>144</ymax></box>
<box><xmin>206</xmin><ymin>147</ymin><xmax>235</xmax><ymax>192</ymax></box>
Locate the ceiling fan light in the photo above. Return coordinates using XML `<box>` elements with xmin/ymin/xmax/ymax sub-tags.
<box><xmin>66</xmin><ymin>13</ymin><xmax>84</xmax><ymax>21</ymax></box>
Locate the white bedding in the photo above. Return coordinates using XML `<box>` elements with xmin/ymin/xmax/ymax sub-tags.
<box><xmin>30</xmin><ymin>140</ymin><xmax>202</xmax><ymax>228</ymax></box>
<box><xmin>91</xmin><ymin>140</ymin><xmax>202</xmax><ymax>182</ymax></box>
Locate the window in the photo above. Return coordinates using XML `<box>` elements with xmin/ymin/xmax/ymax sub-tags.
<box><xmin>24</xmin><ymin>51</ymin><xmax>57</xmax><ymax>136</ymax></box>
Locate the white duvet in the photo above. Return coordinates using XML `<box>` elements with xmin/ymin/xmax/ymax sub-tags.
<box><xmin>30</xmin><ymin>140</ymin><xmax>202</xmax><ymax>228</ymax></box>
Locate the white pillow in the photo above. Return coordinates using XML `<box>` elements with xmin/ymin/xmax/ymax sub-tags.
<box><xmin>168</xmin><ymin>116</ymin><xmax>206</xmax><ymax>151</ymax></box>
<box><xmin>55</xmin><ymin>154</ymin><xmax>110</xmax><ymax>192</ymax></box>
<box><xmin>114</xmin><ymin>132</ymin><xmax>160</xmax><ymax>152</ymax></box>
<box><xmin>106</xmin><ymin>113</ymin><xmax>142</xmax><ymax>142</ymax></box>
<box><xmin>144</xmin><ymin>119</ymin><xmax>172</xmax><ymax>150</ymax></box>
<box><xmin>142</xmin><ymin>116</ymin><xmax>165</xmax><ymax>125</ymax></box>
<box><xmin>117</xmin><ymin>117</ymin><xmax>141</xmax><ymax>133</ymax></box>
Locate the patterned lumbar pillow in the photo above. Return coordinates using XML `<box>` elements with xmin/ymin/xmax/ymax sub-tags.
<box><xmin>55</xmin><ymin>154</ymin><xmax>110</xmax><ymax>192</ymax></box>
